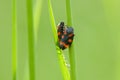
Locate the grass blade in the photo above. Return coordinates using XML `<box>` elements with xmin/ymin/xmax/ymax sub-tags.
<box><xmin>33</xmin><ymin>0</ymin><xmax>43</xmax><ymax>42</ymax></box>
<box><xmin>68</xmin><ymin>44</ymin><xmax>76</xmax><ymax>80</ymax></box>
<box><xmin>66</xmin><ymin>0</ymin><xmax>72</xmax><ymax>26</ymax></box>
<box><xmin>48</xmin><ymin>0</ymin><xmax>70</xmax><ymax>80</ymax></box>
<box><xmin>56</xmin><ymin>47</ymin><xmax>70</xmax><ymax>80</ymax></box>
<box><xmin>12</xmin><ymin>0</ymin><xmax>17</xmax><ymax>79</ymax></box>
<box><xmin>26</xmin><ymin>0</ymin><xmax>35</xmax><ymax>80</ymax></box>
<box><xmin>48</xmin><ymin>0</ymin><xmax>57</xmax><ymax>43</ymax></box>
<box><xmin>66</xmin><ymin>0</ymin><xmax>76</xmax><ymax>80</ymax></box>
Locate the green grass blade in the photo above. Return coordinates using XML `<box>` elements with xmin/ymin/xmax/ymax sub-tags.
<box><xmin>12</xmin><ymin>0</ymin><xmax>17</xmax><ymax>79</ymax></box>
<box><xmin>66</xmin><ymin>0</ymin><xmax>76</xmax><ymax>80</ymax></box>
<box><xmin>66</xmin><ymin>0</ymin><xmax>72</xmax><ymax>26</ymax></box>
<box><xmin>68</xmin><ymin>43</ymin><xmax>76</xmax><ymax>80</ymax></box>
<box><xmin>26</xmin><ymin>0</ymin><xmax>35</xmax><ymax>80</ymax></box>
<box><xmin>48</xmin><ymin>0</ymin><xmax>70</xmax><ymax>80</ymax></box>
<box><xmin>56</xmin><ymin>47</ymin><xmax>70</xmax><ymax>80</ymax></box>
<box><xmin>48</xmin><ymin>0</ymin><xmax>57</xmax><ymax>43</ymax></box>
<box><xmin>33</xmin><ymin>0</ymin><xmax>43</xmax><ymax>42</ymax></box>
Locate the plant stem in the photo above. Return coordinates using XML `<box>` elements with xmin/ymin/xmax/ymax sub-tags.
<box><xmin>26</xmin><ymin>0</ymin><xmax>35</xmax><ymax>80</ymax></box>
<box><xmin>48</xmin><ymin>0</ymin><xmax>70</xmax><ymax>80</ymax></box>
<box><xmin>66</xmin><ymin>0</ymin><xmax>76</xmax><ymax>80</ymax></box>
<box><xmin>66</xmin><ymin>0</ymin><xmax>72</xmax><ymax>26</ymax></box>
<box><xmin>33</xmin><ymin>0</ymin><xmax>43</xmax><ymax>43</ymax></box>
<box><xmin>12</xmin><ymin>0</ymin><xmax>17</xmax><ymax>79</ymax></box>
<box><xmin>48</xmin><ymin>0</ymin><xmax>57</xmax><ymax>43</ymax></box>
<box><xmin>56</xmin><ymin>47</ymin><xmax>70</xmax><ymax>80</ymax></box>
<box><xmin>69</xmin><ymin>43</ymin><xmax>76</xmax><ymax>80</ymax></box>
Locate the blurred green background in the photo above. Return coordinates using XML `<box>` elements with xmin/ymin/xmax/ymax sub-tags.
<box><xmin>0</xmin><ymin>0</ymin><xmax>120</xmax><ymax>80</ymax></box>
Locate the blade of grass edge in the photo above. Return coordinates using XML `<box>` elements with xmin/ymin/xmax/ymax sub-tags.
<box><xmin>48</xmin><ymin>0</ymin><xmax>70</xmax><ymax>80</ymax></box>
<box><xmin>12</xmin><ymin>0</ymin><xmax>17</xmax><ymax>79</ymax></box>
<box><xmin>48</xmin><ymin>0</ymin><xmax>57</xmax><ymax>43</ymax></box>
<box><xmin>66</xmin><ymin>0</ymin><xmax>76</xmax><ymax>80</ymax></box>
<box><xmin>26</xmin><ymin>0</ymin><xmax>35</xmax><ymax>80</ymax></box>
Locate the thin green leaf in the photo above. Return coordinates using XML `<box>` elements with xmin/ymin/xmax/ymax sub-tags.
<box><xmin>26</xmin><ymin>0</ymin><xmax>35</xmax><ymax>80</ymax></box>
<box><xmin>56</xmin><ymin>47</ymin><xmax>70</xmax><ymax>80</ymax></box>
<box><xmin>48</xmin><ymin>0</ymin><xmax>70</xmax><ymax>80</ymax></box>
<box><xmin>33</xmin><ymin>0</ymin><xmax>43</xmax><ymax>42</ymax></box>
<box><xmin>66</xmin><ymin>0</ymin><xmax>76</xmax><ymax>80</ymax></box>
<box><xmin>12</xmin><ymin>0</ymin><xmax>17</xmax><ymax>79</ymax></box>
<box><xmin>48</xmin><ymin>0</ymin><xmax>57</xmax><ymax>43</ymax></box>
<box><xmin>66</xmin><ymin>0</ymin><xmax>72</xmax><ymax>26</ymax></box>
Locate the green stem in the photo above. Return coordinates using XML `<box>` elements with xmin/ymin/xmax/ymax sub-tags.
<box><xmin>66</xmin><ymin>0</ymin><xmax>72</xmax><ymax>26</ymax></box>
<box><xmin>69</xmin><ymin>44</ymin><xmax>76</xmax><ymax>80</ymax></box>
<box><xmin>26</xmin><ymin>0</ymin><xmax>35</xmax><ymax>80</ymax></box>
<box><xmin>48</xmin><ymin>0</ymin><xmax>57</xmax><ymax>43</ymax></box>
<box><xmin>56</xmin><ymin>47</ymin><xmax>70</xmax><ymax>80</ymax></box>
<box><xmin>33</xmin><ymin>0</ymin><xmax>43</xmax><ymax>42</ymax></box>
<box><xmin>66</xmin><ymin>0</ymin><xmax>76</xmax><ymax>80</ymax></box>
<box><xmin>12</xmin><ymin>0</ymin><xmax>17</xmax><ymax>79</ymax></box>
<box><xmin>48</xmin><ymin>0</ymin><xmax>70</xmax><ymax>80</ymax></box>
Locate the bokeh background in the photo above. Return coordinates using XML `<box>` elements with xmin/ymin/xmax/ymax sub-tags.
<box><xmin>0</xmin><ymin>0</ymin><xmax>120</xmax><ymax>80</ymax></box>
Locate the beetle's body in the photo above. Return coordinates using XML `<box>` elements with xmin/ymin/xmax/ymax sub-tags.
<box><xmin>57</xmin><ymin>22</ymin><xmax>74</xmax><ymax>50</ymax></box>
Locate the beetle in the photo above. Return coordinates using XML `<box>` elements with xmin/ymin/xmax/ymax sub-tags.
<box><xmin>59</xmin><ymin>27</ymin><xmax>74</xmax><ymax>50</ymax></box>
<box><xmin>57</xmin><ymin>22</ymin><xmax>74</xmax><ymax>50</ymax></box>
<box><xmin>57</xmin><ymin>22</ymin><xmax>65</xmax><ymax>42</ymax></box>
